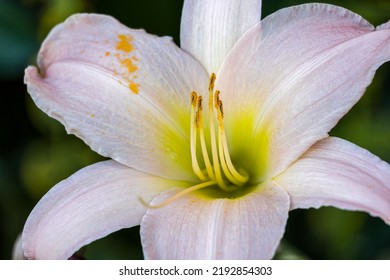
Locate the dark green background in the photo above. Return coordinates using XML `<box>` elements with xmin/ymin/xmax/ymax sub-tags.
<box><xmin>1</xmin><ymin>0</ymin><xmax>389</xmax><ymax>259</ymax></box>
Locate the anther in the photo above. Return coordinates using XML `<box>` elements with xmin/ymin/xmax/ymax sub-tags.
<box><xmin>214</xmin><ymin>90</ymin><xmax>220</xmax><ymax>108</ymax></box>
<box><xmin>209</xmin><ymin>73</ymin><xmax>216</xmax><ymax>92</ymax></box>
<box><xmin>198</xmin><ymin>96</ymin><xmax>203</xmax><ymax>111</ymax></box>
<box><xmin>196</xmin><ymin>96</ymin><xmax>203</xmax><ymax>128</ymax></box>
<box><xmin>218</xmin><ymin>101</ymin><xmax>224</xmax><ymax>119</ymax></box>
<box><xmin>191</xmin><ymin>91</ymin><xmax>198</xmax><ymax>106</ymax></box>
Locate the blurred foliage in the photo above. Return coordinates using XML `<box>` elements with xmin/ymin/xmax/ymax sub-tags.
<box><xmin>1</xmin><ymin>0</ymin><xmax>390</xmax><ymax>260</ymax></box>
<box><xmin>0</xmin><ymin>0</ymin><xmax>37</xmax><ymax>78</ymax></box>
<box><xmin>35</xmin><ymin>0</ymin><xmax>91</xmax><ymax>37</ymax></box>
<box><xmin>21</xmin><ymin>97</ymin><xmax>102</xmax><ymax>200</ymax></box>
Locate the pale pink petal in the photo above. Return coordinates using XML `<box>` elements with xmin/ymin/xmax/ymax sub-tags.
<box><xmin>22</xmin><ymin>160</ymin><xmax>186</xmax><ymax>259</ymax></box>
<box><xmin>141</xmin><ymin>181</ymin><xmax>290</xmax><ymax>259</ymax></box>
<box><xmin>276</xmin><ymin>137</ymin><xmax>390</xmax><ymax>224</ymax></box>
<box><xmin>25</xmin><ymin>14</ymin><xmax>208</xmax><ymax>181</ymax></box>
<box><xmin>216</xmin><ymin>4</ymin><xmax>390</xmax><ymax>181</ymax></box>
<box><xmin>180</xmin><ymin>0</ymin><xmax>261</xmax><ymax>74</ymax></box>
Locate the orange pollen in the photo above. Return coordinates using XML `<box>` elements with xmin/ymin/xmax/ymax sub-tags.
<box><xmin>129</xmin><ymin>81</ymin><xmax>139</xmax><ymax>94</ymax></box>
<box><xmin>116</xmin><ymin>34</ymin><xmax>134</xmax><ymax>53</ymax></box>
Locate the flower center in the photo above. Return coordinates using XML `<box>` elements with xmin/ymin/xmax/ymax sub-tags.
<box><xmin>145</xmin><ymin>74</ymin><xmax>250</xmax><ymax>208</ymax></box>
<box><xmin>190</xmin><ymin>73</ymin><xmax>249</xmax><ymax>192</ymax></box>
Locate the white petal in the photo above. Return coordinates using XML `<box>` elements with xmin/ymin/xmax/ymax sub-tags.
<box><xmin>276</xmin><ymin>137</ymin><xmax>390</xmax><ymax>224</ymax></box>
<box><xmin>180</xmin><ymin>0</ymin><xmax>261</xmax><ymax>74</ymax></box>
<box><xmin>216</xmin><ymin>4</ymin><xmax>390</xmax><ymax>181</ymax></box>
<box><xmin>25</xmin><ymin>14</ymin><xmax>209</xmax><ymax>181</ymax></box>
<box><xmin>22</xmin><ymin>160</ymin><xmax>185</xmax><ymax>259</ymax></box>
<box><xmin>140</xmin><ymin>181</ymin><xmax>290</xmax><ymax>259</ymax></box>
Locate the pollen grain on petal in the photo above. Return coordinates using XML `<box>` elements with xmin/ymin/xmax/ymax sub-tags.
<box><xmin>116</xmin><ymin>34</ymin><xmax>134</xmax><ymax>53</ymax></box>
<box><xmin>121</xmin><ymin>58</ymin><xmax>138</xmax><ymax>73</ymax></box>
<box><xmin>111</xmin><ymin>34</ymin><xmax>140</xmax><ymax>95</ymax></box>
<box><xmin>129</xmin><ymin>81</ymin><xmax>140</xmax><ymax>94</ymax></box>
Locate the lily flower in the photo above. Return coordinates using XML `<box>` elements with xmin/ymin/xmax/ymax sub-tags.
<box><xmin>21</xmin><ymin>0</ymin><xmax>390</xmax><ymax>259</ymax></box>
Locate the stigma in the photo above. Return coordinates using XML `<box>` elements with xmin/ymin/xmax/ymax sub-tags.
<box><xmin>190</xmin><ymin>73</ymin><xmax>249</xmax><ymax>192</ymax></box>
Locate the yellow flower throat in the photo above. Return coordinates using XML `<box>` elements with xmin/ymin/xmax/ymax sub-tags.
<box><xmin>190</xmin><ymin>73</ymin><xmax>249</xmax><ymax>192</ymax></box>
<box><xmin>147</xmin><ymin>74</ymin><xmax>249</xmax><ymax>208</ymax></box>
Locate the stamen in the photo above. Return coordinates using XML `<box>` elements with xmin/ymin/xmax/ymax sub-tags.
<box><xmin>197</xmin><ymin>97</ymin><xmax>215</xmax><ymax>180</ymax></box>
<box><xmin>145</xmin><ymin>181</ymin><xmax>216</xmax><ymax>208</ymax></box>
<box><xmin>219</xmin><ymin>119</ymin><xmax>249</xmax><ymax>184</ymax></box>
<box><xmin>208</xmin><ymin>74</ymin><xmax>229</xmax><ymax>191</ymax></box>
<box><xmin>190</xmin><ymin>92</ymin><xmax>207</xmax><ymax>181</ymax></box>
<box><xmin>218</xmin><ymin>128</ymin><xmax>243</xmax><ymax>186</ymax></box>
<box><xmin>187</xmin><ymin>73</ymin><xmax>248</xmax><ymax>196</ymax></box>
<box><xmin>215</xmin><ymin>92</ymin><xmax>249</xmax><ymax>185</ymax></box>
